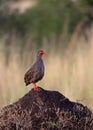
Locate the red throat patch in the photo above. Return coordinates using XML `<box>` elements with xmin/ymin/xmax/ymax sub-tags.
<box><xmin>39</xmin><ymin>50</ymin><xmax>45</xmax><ymax>57</ymax></box>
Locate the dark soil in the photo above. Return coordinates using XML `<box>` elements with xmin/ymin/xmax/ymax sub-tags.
<box><xmin>0</xmin><ymin>87</ymin><xmax>93</xmax><ymax>130</ymax></box>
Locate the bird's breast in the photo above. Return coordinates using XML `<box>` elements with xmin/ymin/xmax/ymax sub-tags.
<box><xmin>38</xmin><ymin>60</ymin><xmax>44</xmax><ymax>75</ymax></box>
<box><xmin>41</xmin><ymin>63</ymin><xmax>44</xmax><ymax>75</ymax></box>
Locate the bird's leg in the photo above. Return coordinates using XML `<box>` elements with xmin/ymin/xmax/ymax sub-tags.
<box><xmin>32</xmin><ymin>83</ymin><xmax>39</xmax><ymax>91</ymax></box>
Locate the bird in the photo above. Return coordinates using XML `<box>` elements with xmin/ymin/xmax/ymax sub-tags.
<box><xmin>24</xmin><ymin>50</ymin><xmax>45</xmax><ymax>91</ymax></box>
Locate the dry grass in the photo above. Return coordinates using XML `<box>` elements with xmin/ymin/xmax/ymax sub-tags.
<box><xmin>0</xmin><ymin>29</ymin><xmax>93</xmax><ymax>110</ymax></box>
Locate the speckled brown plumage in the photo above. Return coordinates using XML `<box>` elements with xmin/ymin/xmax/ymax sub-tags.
<box><xmin>24</xmin><ymin>50</ymin><xmax>45</xmax><ymax>91</ymax></box>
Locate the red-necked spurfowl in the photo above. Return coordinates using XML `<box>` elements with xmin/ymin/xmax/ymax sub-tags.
<box><xmin>24</xmin><ymin>50</ymin><xmax>45</xmax><ymax>91</ymax></box>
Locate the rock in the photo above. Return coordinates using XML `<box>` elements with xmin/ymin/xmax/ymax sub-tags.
<box><xmin>0</xmin><ymin>87</ymin><xmax>93</xmax><ymax>130</ymax></box>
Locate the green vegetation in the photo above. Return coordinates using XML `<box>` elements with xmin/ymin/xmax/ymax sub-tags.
<box><xmin>0</xmin><ymin>0</ymin><xmax>93</xmax><ymax>47</ymax></box>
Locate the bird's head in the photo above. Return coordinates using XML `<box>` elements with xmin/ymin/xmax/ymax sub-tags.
<box><xmin>38</xmin><ymin>50</ymin><xmax>45</xmax><ymax>57</ymax></box>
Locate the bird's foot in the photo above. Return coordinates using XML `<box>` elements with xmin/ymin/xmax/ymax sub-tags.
<box><xmin>34</xmin><ymin>86</ymin><xmax>40</xmax><ymax>91</ymax></box>
<box><xmin>32</xmin><ymin>83</ymin><xmax>40</xmax><ymax>91</ymax></box>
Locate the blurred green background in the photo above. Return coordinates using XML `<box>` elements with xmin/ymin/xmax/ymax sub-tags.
<box><xmin>0</xmin><ymin>0</ymin><xmax>93</xmax><ymax>109</ymax></box>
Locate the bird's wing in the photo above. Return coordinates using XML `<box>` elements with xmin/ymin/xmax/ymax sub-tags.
<box><xmin>24</xmin><ymin>63</ymin><xmax>39</xmax><ymax>85</ymax></box>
